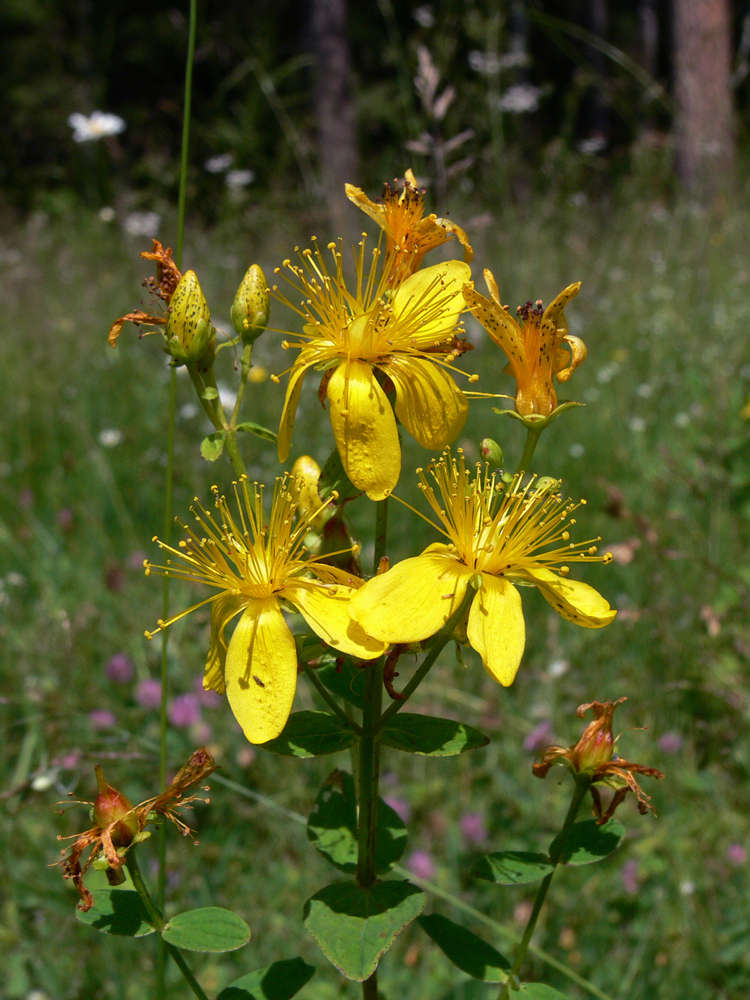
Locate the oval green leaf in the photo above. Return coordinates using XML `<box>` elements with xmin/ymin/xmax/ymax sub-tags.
<box><xmin>379</xmin><ymin>713</ymin><xmax>490</xmax><ymax>756</ymax></box>
<box><xmin>417</xmin><ymin>914</ymin><xmax>510</xmax><ymax>981</ymax></box>
<box><xmin>261</xmin><ymin>711</ymin><xmax>358</xmax><ymax>757</ymax></box>
<box><xmin>303</xmin><ymin>879</ymin><xmax>426</xmax><ymax>981</ymax></box>
<box><xmin>551</xmin><ymin>817</ymin><xmax>625</xmax><ymax>866</ymax></box>
<box><xmin>519</xmin><ymin>984</ymin><xmax>570</xmax><ymax>998</ymax></box>
<box><xmin>201</xmin><ymin>431</ymin><xmax>226</xmax><ymax>461</ymax></box>
<box><xmin>76</xmin><ymin>889</ymin><xmax>155</xmax><ymax>937</ymax></box>
<box><xmin>161</xmin><ymin>906</ymin><xmax>251</xmax><ymax>953</ymax></box>
<box><xmin>216</xmin><ymin>958</ymin><xmax>315</xmax><ymax>1000</ymax></box>
<box><xmin>471</xmin><ymin>851</ymin><xmax>554</xmax><ymax>886</ymax></box>
<box><xmin>307</xmin><ymin>770</ymin><xmax>407</xmax><ymax>874</ymax></box>
<box><xmin>235</xmin><ymin>421</ymin><xmax>278</xmax><ymax>443</ymax></box>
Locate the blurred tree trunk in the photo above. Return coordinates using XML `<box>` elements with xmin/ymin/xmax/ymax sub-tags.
<box><xmin>311</xmin><ymin>0</ymin><xmax>359</xmax><ymax>236</ymax></box>
<box><xmin>673</xmin><ymin>0</ymin><xmax>735</xmax><ymax>196</ymax></box>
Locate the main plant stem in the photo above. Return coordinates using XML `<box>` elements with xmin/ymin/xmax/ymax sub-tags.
<box><xmin>498</xmin><ymin>777</ymin><xmax>591</xmax><ymax>998</ymax></box>
<box><xmin>356</xmin><ymin>499</ymin><xmax>389</xmax><ymax>1000</ymax></box>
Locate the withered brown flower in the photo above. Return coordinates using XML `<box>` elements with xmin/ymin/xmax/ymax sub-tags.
<box><xmin>55</xmin><ymin>748</ymin><xmax>216</xmax><ymax>910</ymax></box>
<box><xmin>533</xmin><ymin>698</ymin><xmax>664</xmax><ymax>824</ymax></box>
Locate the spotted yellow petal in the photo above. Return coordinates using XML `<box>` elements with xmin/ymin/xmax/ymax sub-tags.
<box><xmin>466</xmin><ymin>575</ymin><xmax>526</xmax><ymax>686</ymax></box>
<box><xmin>542</xmin><ymin>282</ymin><xmax>581</xmax><ymax>335</ymax></box>
<box><xmin>225</xmin><ymin>600</ymin><xmax>297</xmax><ymax>744</ymax></box>
<box><xmin>277</xmin><ymin>351</ymin><xmax>316</xmax><ymax>463</ymax></box>
<box><xmin>384</xmin><ymin>356</ymin><xmax>468</xmax><ymax>449</ymax></box>
<box><xmin>327</xmin><ymin>359</ymin><xmax>400</xmax><ymax>501</ymax></box>
<box><xmin>463</xmin><ymin>277</ymin><xmax>526</xmax><ymax>374</ymax></box>
<box><xmin>516</xmin><ymin>566</ymin><xmax>617</xmax><ymax>628</ymax></box>
<box><xmin>204</xmin><ymin>592</ymin><xmax>246</xmax><ymax>694</ymax></box>
<box><xmin>284</xmin><ymin>580</ymin><xmax>388</xmax><ymax>659</ymax></box>
<box><xmin>349</xmin><ymin>553</ymin><xmax>472</xmax><ymax>644</ymax></box>
<box><xmin>344</xmin><ymin>183</ymin><xmax>385</xmax><ymax>227</ymax></box>
<box><xmin>432</xmin><ymin>217</ymin><xmax>473</xmax><ymax>262</ymax></box>
<box><xmin>392</xmin><ymin>260</ymin><xmax>471</xmax><ymax>344</ymax></box>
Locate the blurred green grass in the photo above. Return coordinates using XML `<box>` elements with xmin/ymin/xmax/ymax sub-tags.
<box><xmin>2</xmin><ymin>187</ymin><xmax>750</xmax><ymax>999</ymax></box>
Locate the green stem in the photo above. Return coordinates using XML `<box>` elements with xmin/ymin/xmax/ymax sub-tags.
<box><xmin>379</xmin><ymin>581</ymin><xmax>478</xmax><ymax>727</ymax></box>
<box><xmin>301</xmin><ymin>661</ymin><xmax>363</xmax><ymax>735</ymax></box>
<box><xmin>516</xmin><ymin>424</ymin><xmax>543</xmax><ymax>476</ymax></box>
<box><xmin>230</xmin><ymin>343</ymin><xmax>254</xmax><ymax>427</ymax></box>
<box><xmin>126</xmin><ymin>853</ymin><xmax>210</xmax><ymax>1000</ymax></box>
<box><xmin>156</xmin><ymin>368</ymin><xmax>177</xmax><ymax>918</ymax></box>
<box><xmin>187</xmin><ymin>364</ymin><xmax>224</xmax><ymax>429</ymax></box>
<box><xmin>356</xmin><ymin>656</ymin><xmax>383</xmax><ymax>888</ymax></box>
<box><xmin>156</xmin><ymin>1</ymin><xmax>197</xmax><ymax>993</ymax></box>
<box><xmin>498</xmin><ymin>777</ymin><xmax>592</xmax><ymax>998</ymax></box>
<box><xmin>175</xmin><ymin>0</ymin><xmax>197</xmax><ymax>266</ymax></box>
<box><xmin>200</xmin><ymin>365</ymin><xmax>248</xmax><ymax>479</ymax></box>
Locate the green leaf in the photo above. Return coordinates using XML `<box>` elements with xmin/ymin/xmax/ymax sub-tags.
<box><xmin>471</xmin><ymin>851</ymin><xmax>554</xmax><ymax>886</ymax></box>
<box><xmin>303</xmin><ymin>879</ymin><xmax>426</xmax><ymax>981</ymax></box>
<box><xmin>519</xmin><ymin>984</ymin><xmax>570</xmax><ymax>998</ymax></box>
<box><xmin>261</xmin><ymin>711</ymin><xmax>358</xmax><ymax>758</ymax></box>
<box><xmin>307</xmin><ymin>770</ymin><xmax>407</xmax><ymax>875</ymax></box>
<box><xmin>551</xmin><ymin>817</ymin><xmax>625</xmax><ymax>866</ymax></box>
<box><xmin>201</xmin><ymin>386</ymin><xmax>219</xmax><ymax>400</ymax></box>
<box><xmin>235</xmin><ymin>421</ymin><xmax>278</xmax><ymax>443</ymax></box>
<box><xmin>76</xmin><ymin>889</ymin><xmax>155</xmax><ymax>937</ymax></box>
<box><xmin>216</xmin><ymin>958</ymin><xmax>315</xmax><ymax>1000</ymax></box>
<box><xmin>161</xmin><ymin>906</ymin><xmax>251</xmax><ymax>953</ymax></box>
<box><xmin>201</xmin><ymin>431</ymin><xmax>226</xmax><ymax>461</ymax></box>
<box><xmin>317</xmin><ymin>657</ymin><xmax>366</xmax><ymax>709</ymax></box>
<box><xmin>379</xmin><ymin>713</ymin><xmax>490</xmax><ymax>756</ymax></box>
<box><xmin>318</xmin><ymin>447</ymin><xmax>362</xmax><ymax>503</ymax></box>
<box><xmin>417</xmin><ymin>914</ymin><xmax>510</xmax><ymax>981</ymax></box>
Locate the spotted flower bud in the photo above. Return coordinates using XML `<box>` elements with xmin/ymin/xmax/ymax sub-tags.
<box><xmin>92</xmin><ymin>765</ymin><xmax>139</xmax><ymax>848</ymax></box>
<box><xmin>231</xmin><ymin>264</ymin><xmax>270</xmax><ymax>345</ymax></box>
<box><xmin>480</xmin><ymin>438</ymin><xmax>504</xmax><ymax>468</ymax></box>
<box><xmin>166</xmin><ymin>270</ymin><xmax>214</xmax><ymax>366</ymax></box>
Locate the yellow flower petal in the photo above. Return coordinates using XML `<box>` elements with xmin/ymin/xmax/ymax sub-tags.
<box><xmin>327</xmin><ymin>360</ymin><xmax>400</xmax><ymax>501</ymax></box>
<box><xmin>392</xmin><ymin>261</ymin><xmax>471</xmax><ymax>344</ymax></box>
<box><xmin>225</xmin><ymin>600</ymin><xmax>298</xmax><ymax>744</ymax></box>
<box><xmin>466</xmin><ymin>575</ymin><xmax>526</xmax><ymax>686</ymax></box>
<box><xmin>384</xmin><ymin>357</ymin><xmax>468</xmax><ymax>449</ymax></box>
<box><xmin>284</xmin><ymin>581</ymin><xmax>388</xmax><ymax>659</ymax></box>
<box><xmin>542</xmin><ymin>282</ymin><xmax>581</xmax><ymax>332</ymax></box>
<box><xmin>344</xmin><ymin>183</ymin><xmax>385</xmax><ymax>227</ymax></box>
<box><xmin>463</xmin><ymin>278</ymin><xmax>525</xmax><ymax>373</ymax></box>
<box><xmin>349</xmin><ymin>553</ymin><xmax>472</xmax><ymax>644</ymax></box>
<box><xmin>516</xmin><ymin>566</ymin><xmax>617</xmax><ymax>628</ymax></box>
<box><xmin>204</xmin><ymin>592</ymin><xmax>246</xmax><ymax>694</ymax></box>
<box><xmin>277</xmin><ymin>351</ymin><xmax>316</xmax><ymax>463</ymax></box>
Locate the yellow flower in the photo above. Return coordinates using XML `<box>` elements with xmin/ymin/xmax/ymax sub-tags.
<box><xmin>145</xmin><ymin>477</ymin><xmax>386</xmax><ymax>744</ymax></box>
<box><xmin>463</xmin><ymin>270</ymin><xmax>587</xmax><ymax>416</ymax></box>
<box><xmin>273</xmin><ymin>238</ymin><xmax>473</xmax><ymax>501</ymax></box>
<box><xmin>349</xmin><ymin>450</ymin><xmax>616</xmax><ymax>686</ymax></box>
<box><xmin>345</xmin><ymin>168</ymin><xmax>473</xmax><ymax>278</ymax></box>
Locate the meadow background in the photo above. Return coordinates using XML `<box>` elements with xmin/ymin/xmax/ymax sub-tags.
<box><xmin>2</xmin><ymin>2</ymin><xmax>750</xmax><ymax>998</ymax></box>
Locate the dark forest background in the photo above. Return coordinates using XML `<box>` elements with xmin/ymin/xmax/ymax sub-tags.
<box><xmin>1</xmin><ymin>0</ymin><xmax>745</xmax><ymax>226</ymax></box>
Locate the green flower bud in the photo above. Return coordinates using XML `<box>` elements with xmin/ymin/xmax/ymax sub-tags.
<box><xmin>166</xmin><ymin>270</ymin><xmax>215</xmax><ymax>366</ymax></box>
<box><xmin>231</xmin><ymin>264</ymin><xmax>270</xmax><ymax>345</ymax></box>
<box><xmin>480</xmin><ymin>438</ymin><xmax>504</xmax><ymax>468</ymax></box>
